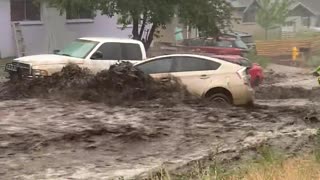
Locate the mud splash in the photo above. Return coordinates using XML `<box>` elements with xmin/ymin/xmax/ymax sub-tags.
<box><xmin>255</xmin><ymin>85</ymin><xmax>320</xmax><ymax>100</ymax></box>
<box><xmin>0</xmin><ymin>99</ymin><xmax>319</xmax><ymax>180</ymax></box>
<box><xmin>0</xmin><ymin>62</ymin><xmax>193</xmax><ymax>105</ymax></box>
<box><xmin>263</xmin><ymin>70</ymin><xmax>287</xmax><ymax>85</ymax></box>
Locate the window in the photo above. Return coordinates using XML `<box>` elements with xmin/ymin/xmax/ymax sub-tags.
<box><xmin>66</xmin><ymin>6</ymin><xmax>94</xmax><ymax>19</ymax></box>
<box><xmin>11</xmin><ymin>0</ymin><xmax>41</xmax><ymax>21</ymax></box>
<box><xmin>240</xmin><ymin>36</ymin><xmax>254</xmax><ymax>44</ymax></box>
<box><xmin>234</xmin><ymin>39</ymin><xmax>248</xmax><ymax>49</ymax></box>
<box><xmin>121</xmin><ymin>43</ymin><xmax>143</xmax><ymax>60</ymax></box>
<box><xmin>174</xmin><ymin>57</ymin><xmax>220</xmax><ymax>72</ymax></box>
<box><xmin>242</xmin><ymin>2</ymin><xmax>259</xmax><ymax>23</ymax></box>
<box><xmin>135</xmin><ymin>58</ymin><xmax>174</xmax><ymax>74</ymax></box>
<box><xmin>215</xmin><ymin>40</ymin><xmax>233</xmax><ymax>48</ymax></box>
<box><xmin>58</xmin><ymin>40</ymin><xmax>98</xmax><ymax>59</ymax></box>
<box><xmin>93</xmin><ymin>43</ymin><xmax>122</xmax><ymax>60</ymax></box>
<box><xmin>302</xmin><ymin>17</ymin><xmax>311</xmax><ymax>27</ymax></box>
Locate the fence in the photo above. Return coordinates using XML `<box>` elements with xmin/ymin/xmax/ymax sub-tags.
<box><xmin>255</xmin><ymin>36</ymin><xmax>320</xmax><ymax>57</ymax></box>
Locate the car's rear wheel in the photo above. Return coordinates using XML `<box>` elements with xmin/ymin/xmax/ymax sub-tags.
<box><xmin>209</xmin><ymin>93</ymin><xmax>232</xmax><ymax>106</ymax></box>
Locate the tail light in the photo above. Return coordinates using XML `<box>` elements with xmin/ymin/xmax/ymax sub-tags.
<box><xmin>237</xmin><ymin>67</ymin><xmax>251</xmax><ymax>86</ymax></box>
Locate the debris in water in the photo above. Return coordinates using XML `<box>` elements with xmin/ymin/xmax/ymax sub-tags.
<box><xmin>0</xmin><ymin>62</ymin><xmax>193</xmax><ymax>105</ymax></box>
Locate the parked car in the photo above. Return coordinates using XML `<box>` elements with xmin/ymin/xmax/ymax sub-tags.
<box><xmin>183</xmin><ymin>36</ymin><xmax>249</xmax><ymax>56</ymax></box>
<box><xmin>210</xmin><ymin>55</ymin><xmax>264</xmax><ymax>87</ymax></box>
<box><xmin>222</xmin><ymin>31</ymin><xmax>256</xmax><ymax>50</ymax></box>
<box><xmin>5</xmin><ymin>37</ymin><xmax>147</xmax><ymax>80</ymax></box>
<box><xmin>134</xmin><ymin>54</ymin><xmax>254</xmax><ymax>105</ymax></box>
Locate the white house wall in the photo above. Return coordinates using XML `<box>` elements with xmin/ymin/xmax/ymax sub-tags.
<box><xmin>0</xmin><ymin>0</ymin><xmax>132</xmax><ymax>58</ymax></box>
<box><xmin>0</xmin><ymin>0</ymin><xmax>15</xmax><ymax>58</ymax></box>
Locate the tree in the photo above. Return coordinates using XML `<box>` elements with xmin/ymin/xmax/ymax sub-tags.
<box><xmin>178</xmin><ymin>0</ymin><xmax>233</xmax><ymax>38</ymax></box>
<box><xmin>256</xmin><ymin>0</ymin><xmax>293</xmax><ymax>40</ymax></box>
<box><xmin>47</xmin><ymin>0</ymin><xmax>232</xmax><ymax>50</ymax></box>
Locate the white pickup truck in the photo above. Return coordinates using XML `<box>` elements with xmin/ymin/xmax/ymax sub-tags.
<box><xmin>5</xmin><ymin>37</ymin><xmax>147</xmax><ymax>79</ymax></box>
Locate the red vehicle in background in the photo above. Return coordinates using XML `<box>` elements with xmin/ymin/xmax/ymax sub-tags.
<box><xmin>183</xmin><ymin>36</ymin><xmax>249</xmax><ymax>56</ymax></box>
<box><xmin>211</xmin><ymin>55</ymin><xmax>264</xmax><ymax>87</ymax></box>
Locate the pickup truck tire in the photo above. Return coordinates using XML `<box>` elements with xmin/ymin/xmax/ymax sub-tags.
<box><xmin>209</xmin><ymin>93</ymin><xmax>232</xmax><ymax>106</ymax></box>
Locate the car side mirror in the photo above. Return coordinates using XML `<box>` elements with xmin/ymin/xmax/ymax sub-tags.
<box><xmin>53</xmin><ymin>49</ymin><xmax>60</xmax><ymax>54</ymax></box>
<box><xmin>91</xmin><ymin>51</ymin><xmax>103</xmax><ymax>60</ymax></box>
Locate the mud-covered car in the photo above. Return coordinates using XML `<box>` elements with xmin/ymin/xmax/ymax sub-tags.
<box><xmin>135</xmin><ymin>54</ymin><xmax>254</xmax><ymax>105</ymax></box>
<box><xmin>5</xmin><ymin>37</ymin><xmax>147</xmax><ymax>80</ymax></box>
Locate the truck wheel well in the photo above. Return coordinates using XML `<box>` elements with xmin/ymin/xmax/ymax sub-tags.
<box><xmin>205</xmin><ymin>87</ymin><xmax>233</xmax><ymax>104</ymax></box>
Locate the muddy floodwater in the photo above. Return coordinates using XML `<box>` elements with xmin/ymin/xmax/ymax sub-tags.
<box><xmin>0</xmin><ymin>64</ymin><xmax>320</xmax><ymax>179</ymax></box>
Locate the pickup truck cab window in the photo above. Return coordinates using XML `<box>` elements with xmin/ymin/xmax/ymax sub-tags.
<box><xmin>57</xmin><ymin>39</ymin><xmax>98</xmax><ymax>59</ymax></box>
<box><xmin>121</xmin><ymin>43</ymin><xmax>143</xmax><ymax>60</ymax></box>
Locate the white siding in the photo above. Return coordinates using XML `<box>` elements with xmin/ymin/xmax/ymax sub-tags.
<box><xmin>0</xmin><ymin>0</ymin><xmax>132</xmax><ymax>58</ymax></box>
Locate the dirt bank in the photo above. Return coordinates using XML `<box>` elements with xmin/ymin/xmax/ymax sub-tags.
<box><xmin>0</xmin><ymin>63</ymin><xmax>192</xmax><ymax>105</ymax></box>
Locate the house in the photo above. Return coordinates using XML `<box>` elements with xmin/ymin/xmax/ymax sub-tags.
<box><xmin>229</xmin><ymin>0</ymin><xmax>320</xmax><ymax>38</ymax></box>
<box><xmin>286</xmin><ymin>0</ymin><xmax>320</xmax><ymax>31</ymax></box>
<box><xmin>0</xmin><ymin>0</ymin><xmax>135</xmax><ymax>58</ymax></box>
<box><xmin>0</xmin><ymin>0</ymin><xmax>197</xmax><ymax>59</ymax></box>
<box><xmin>227</xmin><ymin>0</ymin><xmax>268</xmax><ymax>38</ymax></box>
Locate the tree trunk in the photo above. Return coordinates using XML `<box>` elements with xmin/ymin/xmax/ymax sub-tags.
<box><xmin>139</xmin><ymin>12</ymin><xmax>147</xmax><ymax>39</ymax></box>
<box><xmin>132</xmin><ymin>15</ymin><xmax>139</xmax><ymax>40</ymax></box>
<box><xmin>145</xmin><ymin>24</ymin><xmax>157</xmax><ymax>51</ymax></box>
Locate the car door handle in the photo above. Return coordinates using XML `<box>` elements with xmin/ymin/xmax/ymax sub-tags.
<box><xmin>200</xmin><ymin>74</ymin><xmax>210</xmax><ymax>79</ymax></box>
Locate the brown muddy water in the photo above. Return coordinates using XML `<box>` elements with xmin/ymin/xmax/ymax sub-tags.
<box><xmin>0</xmin><ymin>63</ymin><xmax>319</xmax><ymax>179</ymax></box>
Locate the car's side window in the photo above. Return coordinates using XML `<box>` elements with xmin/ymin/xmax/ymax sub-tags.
<box><xmin>121</xmin><ymin>43</ymin><xmax>143</xmax><ymax>60</ymax></box>
<box><xmin>135</xmin><ymin>58</ymin><xmax>174</xmax><ymax>74</ymax></box>
<box><xmin>92</xmin><ymin>42</ymin><xmax>122</xmax><ymax>60</ymax></box>
<box><xmin>173</xmin><ymin>57</ymin><xmax>221</xmax><ymax>72</ymax></box>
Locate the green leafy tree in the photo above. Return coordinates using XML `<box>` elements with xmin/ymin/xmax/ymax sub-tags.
<box><xmin>178</xmin><ymin>0</ymin><xmax>233</xmax><ymax>38</ymax></box>
<box><xmin>256</xmin><ymin>0</ymin><xmax>293</xmax><ymax>40</ymax></box>
<box><xmin>46</xmin><ymin>0</ymin><xmax>232</xmax><ymax>50</ymax></box>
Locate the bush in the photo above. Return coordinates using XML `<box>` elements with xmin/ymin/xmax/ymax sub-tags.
<box><xmin>245</xmin><ymin>50</ymin><xmax>271</xmax><ymax>68</ymax></box>
<box><xmin>307</xmin><ymin>56</ymin><xmax>320</xmax><ymax>68</ymax></box>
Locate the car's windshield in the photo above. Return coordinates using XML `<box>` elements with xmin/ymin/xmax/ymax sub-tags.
<box><xmin>57</xmin><ymin>39</ymin><xmax>99</xmax><ymax>58</ymax></box>
<box><xmin>234</xmin><ymin>39</ymin><xmax>248</xmax><ymax>49</ymax></box>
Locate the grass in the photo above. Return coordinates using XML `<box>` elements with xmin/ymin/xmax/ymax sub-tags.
<box><xmin>307</xmin><ymin>56</ymin><xmax>320</xmax><ymax>68</ymax></box>
<box><xmin>147</xmin><ymin>143</ymin><xmax>320</xmax><ymax>180</ymax></box>
<box><xmin>234</xmin><ymin>156</ymin><xmax>320</xmax><ymax>180</ymax></box>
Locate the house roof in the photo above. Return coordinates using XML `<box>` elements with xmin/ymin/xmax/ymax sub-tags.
<box><xmin>242</xmin><ymin>0</ymin><xmax>320</xmax><ymax>15</ymax></box>
<box><xmin>292</xmin><ymin>0</ymin><xmax>320</xmax><ymax>15</ymax></box>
